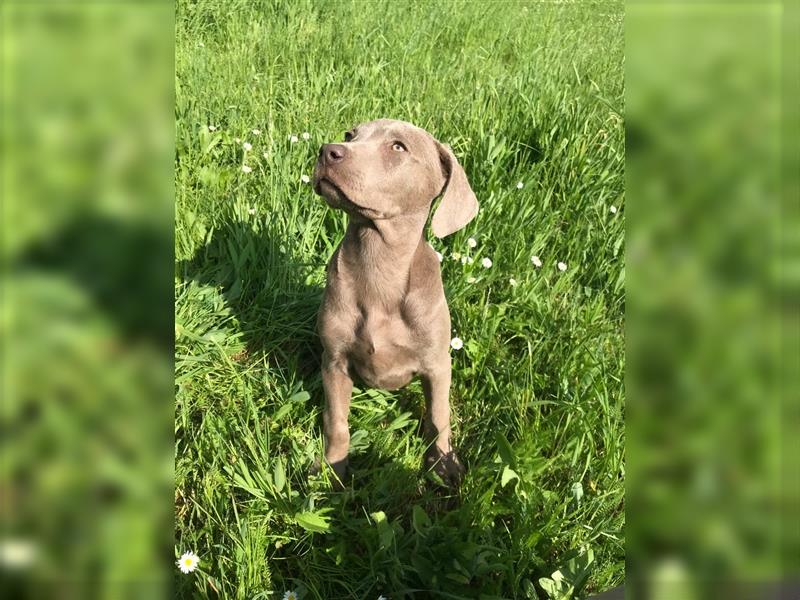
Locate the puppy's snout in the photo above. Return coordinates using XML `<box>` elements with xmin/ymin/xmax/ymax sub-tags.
<box><xmin>322</xmin><ymin>143</ymin><xmax>347</xmax><ymax>166</ymax></box>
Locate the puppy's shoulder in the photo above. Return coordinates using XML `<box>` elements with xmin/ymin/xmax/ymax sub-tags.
<box><xmin>413</xmin><ymin>241</ymin><xmax>444</xmax><ymax>277</ymax></box>
<box><xmin>406</xmin><ymin>241</ymin><xmax>445</xmax><ymax>299</ymax></box>
<box><xmin>325</xmin><ymin>245</ymin><xmax>342</xmax><ymax>277</ymax></box>
<box><xmin>318</xmin><ymin>246</ymin><xmax>358</xmax><ymax>338</ymax></box>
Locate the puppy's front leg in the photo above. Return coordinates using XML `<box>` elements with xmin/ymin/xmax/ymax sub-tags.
<box><xmin>321</xmin><ymin>352</ymin><xmax>353</xmax><ymax>486</ymax></box>
<box><xmin>421</xmin><ymin>357</ymin><xmax>465</xmax><ymax>486</ymax></box>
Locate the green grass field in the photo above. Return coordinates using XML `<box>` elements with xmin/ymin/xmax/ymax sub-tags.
<box><xmin>175</xmin><ymin>1</ymin><xmax>624</xmax><ymax>598</ymax></box>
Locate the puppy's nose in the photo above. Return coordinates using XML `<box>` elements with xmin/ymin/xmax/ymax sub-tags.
<box><xmin>322</xmin><ymin>143</ymin><xmax>347</xmax><ymax>165</ymax></box>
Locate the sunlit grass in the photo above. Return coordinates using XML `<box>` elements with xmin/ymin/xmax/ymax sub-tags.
<box><xmin>175</xmin><ymin>1</ymin><xmax>624</xmax><ymax>598</ymax></box>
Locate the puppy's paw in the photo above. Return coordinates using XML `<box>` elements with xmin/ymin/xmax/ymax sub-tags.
<box><xmin>424</xmin><ymin>447</ymin><xmax>465</xmax><ymax>487</ymax></box>
<box><xmin>329</xmin><ymin>465</ymin><xmax>347</xmax><ymax>492</ymax></box>
<box><xmin>311</xmin><ymin>457</ymin><xmax>348</xmax><ymax>490</ymax></box>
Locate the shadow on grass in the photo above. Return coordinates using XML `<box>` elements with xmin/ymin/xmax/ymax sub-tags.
<box><xmin>176</xmin><ymin>218</ymin><xmax>324</xmax><ymax>379</ymax></box>
<box><xmin>16</xmin><ymin>213</ymin><xmax>174</xmax><ymax>352</ymax></box>
<box><xmin>509</xmin><ymin>125</ymin><xmax>545</xmax><ymax>170</ymax></box>
<box><xmin>293</xmin><ymin>445</ymin><xmax>469</xmax><ymax>599</ymax></box>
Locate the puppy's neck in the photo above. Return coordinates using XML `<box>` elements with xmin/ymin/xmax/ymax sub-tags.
<box><xmin>345</xmin><ymin>211</ymin><xmax>427</xmax><ymax>258</ymax></box>
<box><xmin>341</xmin><ymin>210</ymin><xmax>428</xmax><ymax>304</ymax></box>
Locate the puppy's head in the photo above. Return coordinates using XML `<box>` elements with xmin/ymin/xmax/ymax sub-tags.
<box><xmin>312</xmin><ymin>119</ymin><xmax>478</xmax><ymax>237</ymax></box>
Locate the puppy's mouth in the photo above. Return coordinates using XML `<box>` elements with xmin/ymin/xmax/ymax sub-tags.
<box><xmin>313</xmin><ymin>175</ymin><xmax>384</xmax><ymax>219</ymax></box>
<box><xmin>312</xmin><ymin>176</ymin><xmax>342</xmax><ymax>199</ymax></box>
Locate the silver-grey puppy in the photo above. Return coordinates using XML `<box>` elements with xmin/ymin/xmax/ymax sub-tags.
<box><xmin>312</xmin><ymin>118</ymin><xmax>478</xmax><ymax>486</ymax></box>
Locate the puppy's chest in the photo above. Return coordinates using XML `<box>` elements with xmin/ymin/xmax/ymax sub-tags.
<box><xmin>352</xmin><ymin>308</ymin><xmax>415</xmax><ymax>356</ymax></box>
<box><xmin>348</xmin><ymin>308</ymin><xmax>420</xmax><ymax>390</ymax></box>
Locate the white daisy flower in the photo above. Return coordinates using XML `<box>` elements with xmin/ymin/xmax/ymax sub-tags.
<box><xmin>301</xmin><ymin>174</ymin><xmax>311</xmax><ymax>184</ymax></box>
<box><xmin>461</xmin><ymin>256</ymin><xmax>468</xmax><ymax>265</ymax></box>
<box><xmin>452</xmin><ymin>251</ymin><xmax>461</xmax><ymax>261</ymax></box>
<box><xmin>248</xmin><ymin>207</ymin><xmax>256</xmax><ymax>215</ymax></box>
<box><xmin>557</xmin><ymin>261</ymin><xmax>567</xmax><ymax>271</ymax></box>
<box><xmin>241</xmin><ymin>165</ymin><xmax>252</xmax><ymax>173</ymax></box>
<box><xmin>467</xmin><ymin>276</ymin><xmax>477</xmax><ymax>283</ymax></box>
<box><xmin>177</xmin><ymin>551</ymin><xmax>199</xmax><ymax>574</ymax></box>
<box><xmin>263</xmin><ymin>151</ymin><xmax>269</xmax><ymax>159</ymax></box>
<box><xmin>208</xmin><ymin>125</ymin><xmax>217</xmax><ymax>132</ymax></box>
<box><xmin>450</xmin><ymin>337</ymin><xmax>463</xmax><ymax>350</ymax></box>
<box><xmin>467</xmin><ymin>237</ymin><xmax>477</xmax><ymax>248</ymax></box>
<box><xmin>509</xmin><ymin>277</ymin><xmax>518</xmax><ymax>286</ymax></box>
<box><xmin>516</xmin><ymin>181</ymin><xmax>524</xmax><ymax>189</ymax></box>
<box><xmin>242</xmin><ymin>141</ymin><xmax>252</xmax><ymax>151</ymax></box>
<box><xmin>531</xmin><ymin>255</ymin><xmax>542</xmax><ymax>268</ymax></box>
<box><xmin>609</xmin><ymin>205</ymin><xmax>617</xmax><ymax>214</ymax></box>
<box><xmin>302</xmin><ymin>132</ymin><xmax>311</xmax><ymax>140</ymax></box>
<box><xmin>481</xmin><ymin>257</ymin><xmax>493</xmax><ymax>268</ymax></box>
<box><xmin>283</xmin><ymin>591</ymin><xmax>299</xmax><ymax>600</ymax></box>
<box><xmin>435</xmin><ymin>251</ymin><xmax>443</xmax><ymax>262</ymax></box>
<box><xmin>289</xmin><ymin>135</ymin><xmax>299</xmax><ymax>143</ymax></box>
<box><xmin>467</xmin><ymin>256</ymin><xmax>474</xmax><ymax>264</ymax></box>
<box><xmin>0</xmin><ymin>538</ymin><xmax>38</xmax><ymax>569</ymax></box>
<box><xmin>252</xmin><ymin>128</ymin><xmax>261</xmax><ymax>135</ymax></box>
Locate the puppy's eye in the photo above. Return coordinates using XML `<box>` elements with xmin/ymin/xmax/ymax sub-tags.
<box><xmin>392</xmin><ymin>141</ymin><xmax>407</xmax><ymax>152</ymax></box>
<box><xmin>344</xmin><ymin>131</ymin><xmax>354</xmax><ymax>142</ymax></box>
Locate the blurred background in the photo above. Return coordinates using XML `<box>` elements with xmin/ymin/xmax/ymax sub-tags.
<box><xmin>1</xmin><ymin>3</ymin><xmax>175</xmax><ymax>598</ymax></box>
<box><xmin>627</xmin><ymin>1</ymin><xmax>798</xmax><ymax>598</ymax></box>
<box><xmin>0</xmin><ymin>1</ymin><xmax>796</xmax><ymax>599</ymax></box>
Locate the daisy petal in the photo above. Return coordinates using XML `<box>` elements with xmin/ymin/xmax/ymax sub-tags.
<box><xmin>177</xmin><ymin>551</ymin><xmax>199</xmax><ymax>574</ymax></box>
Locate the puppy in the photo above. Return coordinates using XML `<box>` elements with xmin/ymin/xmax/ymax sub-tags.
<box><xmin>312</xmin><ymin>119</ymin><xmax>478</xmax><ymax>486</ymax></box>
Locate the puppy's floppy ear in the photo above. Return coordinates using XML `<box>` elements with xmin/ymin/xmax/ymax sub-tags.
<box><xmin>431</xmin><ymin>142</ymin><xmax>479</xmax><ymax>238</ymax></box>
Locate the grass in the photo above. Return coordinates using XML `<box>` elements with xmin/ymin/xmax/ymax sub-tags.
<box><xmin>174</xmin><ymin>1</ymin><xmax>624</xmax><ymax>598</ymax></box>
